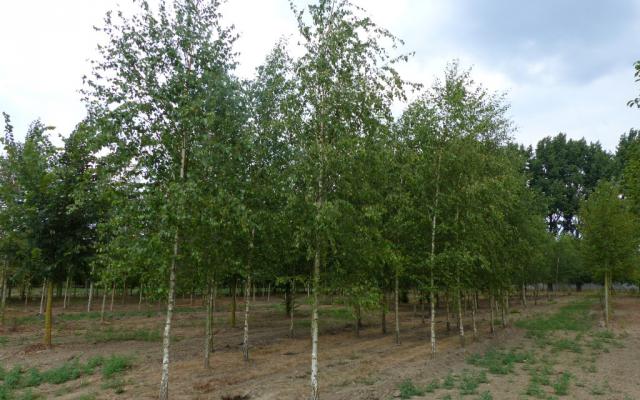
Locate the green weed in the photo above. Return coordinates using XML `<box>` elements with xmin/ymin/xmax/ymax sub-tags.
<box><xmin>398</xmin><ymin>379</ymin><xmax>424</xmax><ymax>399</ymax></box>
<box><xmin>552</xmin><ymin>372</ymin><xmax>571</xmax><ymax>395</ymax></box>
<box><xmin>86</xmin><ymin>327</ymin><xmax>161</xmax><ymax>343</ymax></box>
<box><xmin>102</xmin><ymin>356</ymin><xmax>133</xmax><ymax>379</ymax></box>
<box><xmin>467</xmin><ymin>348</ymin><xmax>533</xmax><ymax>375</ymax></box>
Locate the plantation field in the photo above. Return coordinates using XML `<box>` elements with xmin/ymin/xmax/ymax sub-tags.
<box><xmin>0</xmin><ymin>294</ymin><xmax>639</xmax><ymax>399</ymax></box>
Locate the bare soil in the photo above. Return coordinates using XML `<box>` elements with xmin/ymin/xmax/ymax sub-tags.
<box><xmin>1</xmin><ymin>292</ymin><xmax>638</xmax><ymax>399</ymax></box>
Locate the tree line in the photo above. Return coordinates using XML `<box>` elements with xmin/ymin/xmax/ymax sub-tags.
<box><xmin>1</xmin><ymin>1</ymin><xmax>639</xmax><ymax>399</ymax></box>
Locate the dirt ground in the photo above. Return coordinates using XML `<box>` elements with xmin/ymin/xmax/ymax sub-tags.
<box><xmin>1</xmin><ymin>292</ymin><xmax>639</xmax><ymax>399</ymax></box>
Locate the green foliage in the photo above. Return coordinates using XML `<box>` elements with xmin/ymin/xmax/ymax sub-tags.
<box><xmin>467</xmin><ymin>349</ymin><xmax>533</xmax><ymax>375</ymax></box>
<box><xmin>552</xmin><ymin>372</ymin><xmax>571</xmax><ymax>396</ymax></box>
<box><xmin>516</xmin><ymin>300</ymin><xmax>593</xmax><ymax>333</ymax></box>
<box><xmin>397</xmin><ymin>380</ymin><xmax>425</xmax><ymax>399</ymax></box>
<box><xmin>102</xmin><ymin>356</ymin><xmax>133</xmax><ymax>379</ymax></box>
<box><xmin>86</xmin><ymin>328</ymin><xmax>161</xmax><ymax>343</ymax></box>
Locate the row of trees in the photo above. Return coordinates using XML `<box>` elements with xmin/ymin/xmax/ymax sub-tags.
<box><xmin>1</xmin><ymin>1</ymin><xmax>639</xmax><ymax>399</ymax></box>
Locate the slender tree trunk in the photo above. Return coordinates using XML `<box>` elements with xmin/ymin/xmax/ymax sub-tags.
<box><xmin>230</xmin><ymin>281</ymin><xmax>237</xmax><ymax>328</ymax></box>
<box><xmin>394</xmin><ymin>269</ymin><xmax>400</xmax><ymax>345</ymax></box>
<box><xmin>100</xmin><ymin>283</ymin><xmax>107</xmax><ymax>323</ymax></box>
<box><xmin>204</xmin><ymin>283</ymin><xmax>213</xmax><ymax>369</ymax></box>
<box><xmin>381</xmin><ymin>291</ymin><xmax>387</xmax><ymax>334</ymax></box>
<box><xmin>445</xmin><ymin>292</ymin><xmax>451</xmax><ymax>332</ymax></box>
<box><xmin>63</xmin><ymin>276</ymin><xmax>70</xmax><ymax>309</ymax></box>
<box><xmin>24</xmin><ymin>282</ymin><xmax>30</xmax><ymax>309</ymax></box>
<box><xmin>458</xmin><ymin>289</ymin><xmax>464</xmax><ymax>348</ymax></box>
<box><xmin>209</xmin><ymin>284</ymin><xmax>216</xmax><ymax>352</ymax></box>
<box><xmin>604</xmin><ymin>271</ymin><xmax>610</xmax><ymax>328</ymax></box>
<box><xmin>109</xmin><ymin>281</ymin><xmax>115</xmax><ymax>312</ymax></box>
<box><xmin>489</xmin><ymin>292</ymin><xmax>495</xmax><ymax>334</ymax></box>
<box><xmin>501</xmin><ymin>293</ymin><xmax>508</xmax><ymax>328</ymax></box>
<box><xmin>267</xmin><ymin>283</ymin><xmax>271</xmax><ymax>302</ymax></box>
<box><xmin>122</xmin><ymin>279</ymin><xmax>127</xmax><ymax>305</ymax></box>
<box><xmin>289</xmin><ymin>279</ymin><xmax>295</xmax><ymax>338</ymax></box>
<box><xmin>521</xmin><ymin>281</ymin><xmax>527</xmax><ymax>308</ymax></box>
<box><xmin>138</xmin><ymin>284</ymin><xmax>143</xmax><ymax>311</ymax></box>
<box><xmin>355</xmin><ymin>302</ymin><xmax>361</xmax><ymax>337</ymax></box>
<box><xmin>471</xmin><ymin>291</ymin><xmax>477</xmax><ymax>339</ymax></box>
<box><xmin>44</xmin><ymin>280</ymin><xmax>53</xmax><ymax>348</ymax></box>
<box><xmin>242</xmin><ymin>276</ymin><xmax>251</xmax><ymax>361</ymax></box>
<box><xmin>39</xmin><ymin>280</ymin><xmax>46</xmax><ymax>316</ymax></box>
<box><xmin>310</xmin><ymin>243</ymin><xmax>320</xmax><ymax>400</ymax></box>
<box><xmin>429</xmin><ymin>150</ymin><xmax>441</xmax><ymax>357</ymax></box>
<box><xmin>0</xmin><ymin>261</ymin><xmax>7</xmax><ymax>326</ymax></box>
<box><xmin>87</xmin><ymin>266</ymin><xmax>95</xmax><ymax>313</ymax></box>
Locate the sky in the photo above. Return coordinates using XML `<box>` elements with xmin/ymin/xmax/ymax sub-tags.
<box><xmin>0</xmin><ymin>0</ymin><xmax>639</xmax><ymax>151</ymax></box>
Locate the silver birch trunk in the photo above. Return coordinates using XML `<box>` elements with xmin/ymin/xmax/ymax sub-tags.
<box><xmin>0</xmin><ymin>261</ymin><xmax>6</xmax><ymax>326</ymax></box>
<box><xmin>63</xmin><ymin>276</ymin><xmax>70</xmax><ymax>309</ymax></box>
<box><xmin>489</xmin><ymin>292</ymin><xmax>495</xmax><ymax>334</ymax></box>
<box><xmin>87</xmin><ymin>266</ymin><xmax>95</xmax><ymax>312</ymax></box>
<box><xmin>210</xmin><ymin>284</ymin><xmax>216</xmax><ymax>352</ymax></box>
<box><xmin>109</xmin><ymin>281</ymin><xmax>115</xmax><ymax>312</ymax></box>
<box><xmin>310</xmin><ymin>245</ymin><xmax>320</xmax><ymax>400</ymax></box>
<box><xmin>204</xmin><ymin>283</ymin><xmax>213</xmax><ymax>368</ymax></box>
<box><xmin>381</xmin><ymin>292</ymin><xmax>387</xmax><ymax>334</ymax></box>
<box><xmin>521</xmin><ymin>282</ymin><xmax>527</xmax><ymax>308</ymax></box>
<box><xmin>267</xmin><ymin>283</ymin><xmax>270</xmax><ymax>302</ymax></box>
<box><xmin>604</xmin><ymin>271</ymin><xmax>610</xmax><ymax>328</ymax></box>
<box><xmin>458</xmin><ymin>289</ymin><xmax>464</xmax><ymax>348</ymax></box>
<box><xmin>394</xmin><ymin>269</ymin><xmax>400</xmax><ymax>345</ymax></box>
<box><xmin>138</xmin><ymin>284</ymin><xmax>143</xmax><ymax>311</ymax></box>
<box><xmin>429</xmin><ymin>150</ymin><xmax>442</xmax><ymax>357</ymax></box>
<box><xmin>100</xmin><ymin>284</ymin><xmax>107</xmax><ymax>323</ymax></box>
<box><xmin>242</xmin><ymin>276</ymin><xmax>251</xmax><ymax>361</ymax></box>
<box><xmin>39</xmin><ymin>280</ymin><xmax>46</xmax><ymax>316</ymax></box>
<box><xmin>289</xmin><ymin>279</ymin><xmax>295</xmax><ymax>338</ymax></box>
<box><xmin>471</xmin><ymin>292</ymin><xmax>477</xmax><ymax>339</ymax></box>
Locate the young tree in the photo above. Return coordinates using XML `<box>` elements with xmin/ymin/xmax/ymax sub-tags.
<box><xmin>84</xmin><ymin>1</ymin><xmax>241</xmax><ymax>397</ymax></box>
<box><xmin>580</xmin><ymin>181</ymin><xmax>639</xmax><ymax>327</ymax></box>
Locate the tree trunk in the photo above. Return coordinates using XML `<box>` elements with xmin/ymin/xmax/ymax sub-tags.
<box><xmin>109</xmin><ymin>281</ymin><xmax>115</xmax><ymax>312</ymax></box>
<box><xmin>159</xmin><ymin>228</ymin><xmax>180</xmax><ymax>400</ymax></box>
<box><xmin>63</xmin><ymin>276</ymin><xmax>70</xmax><ymax>309</ymax></box>
<box><xmin>355</xmin><ymin>302</ymin><xmax>361</xmax><ymax>337</ymax></box>
<box><xmin>289</xmin><ymin>279</ymin><xmax>295</xmax><ymax>338</ymax></box>
<box><xmin>44</xmin><ymin>280</ymin><xmax>53</xmax><ymax>348</ymax></box>
<box><xmin>310</xmin><ymin>243</ymin><xmax>321</xmax><ymax>400</ymax></box>
<box><xmin>604</xmin><ymin>271</ymin><xmax>610</xmax><ymax>328</ymax></box>
<box><xmin>138</xmin><ymin>284</ymin><xmax>143</xmax><ymax>311</ymax></box>
<box><xmin>230</xmin><ymin>281</ymin><xmax>237</xmax><ymax>328</ymax></box>
<box><xmin>267</xmin><ymin>283</ymin><xmax>271</xmax><ymax>302</ymax></box>
<box><xmin>489</xmin><ymin>292</ymin><xmax>495</xmax><ymax>334</ymax></box>
<box><xmin>122</xmin><ymin>279</ymin><xmax>127</xmax><ymax>305</ymax></box>
<box><xmin>501</xmin><ymin>293</ymin><xmax>507</xmax><ymax>328</ymax></box>
<box><xmin>204</xmin><ymin>283</ymin><xmax>213</xmax><ymax>369</ymax></box>
<box><xmin>0</xmin><ymin>261</ymin><xmax>7</xmax><ymax>326</ymax></box>
<box><xmin>242</xmin><ymin>276</ymin><xmax>251</xmax><ymax>361</ymax></box>
<box><xmin>457</xmin><ymin>289</ymin><xmax>464</xmax><ymax>348</ymax></box>
<box><xmin>39</xmin><ymin>280</ymin><xmax>46</xmax><ymax>316</ymax></box>
<box><xmin>471</xmin><ymin>291</ymin><xmax>477</xmax><ymax>339</ymax></box>
<box><xmin>521</xmin><ymin>282</ymin><xmax>527</xmax><ymax>308</ymax></box>
<box><xmin>87</xmin><ymin>266</ymin><xmax>95</xmax><ymax>313</ymax></box>
<box><xmin>445</xmin><ymin>292</ymin><xmax>450</xmax><ymax>332</ymax></box>
<box><xmin>394</xmin><ymin>270</ymin><xmax>400</xmax><ymax>345</ymax></box>
<box><xmin>100</xmin><ymin>283</ymin><xmax>107</xmax><ymax>323</ymax></box>
<box><xmin>210</xmin><ymin>284</ymin><xmax>216</xmax><ymax>351</ymax></box>
<box><xmin>381</xmin><ymin>291</ymin><xmax>387</xmax><ymax>335</ymax></box>
<box><xmin>429</xmin><ymin>150</ymin><xmax>441</xmax><ymax>357</ymax></box>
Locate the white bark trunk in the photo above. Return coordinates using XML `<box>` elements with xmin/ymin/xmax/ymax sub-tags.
<box><xmin>39</xmin><ymin>280</ymin><xmax>46</xmax><ymax>316</ymax></box>
<box><xmin>394</xmin><ymin>269</ymin><xmax>400</xmax><ymax>345</ymax></box>
<box><xmin>63</xmin><ymin>276</ymin><xmax>70</xmax><ymax>309</ymax></box>
<box><xmin>242</xmin><ymin>275</ymin><xmax>251</xmax><ymax>361</ymax></box>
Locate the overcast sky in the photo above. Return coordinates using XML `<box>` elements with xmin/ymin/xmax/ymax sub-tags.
<box><xmin>1</xmin><ymin>0</ymin><xmax>638</xmax><ymax>151</ymax></box>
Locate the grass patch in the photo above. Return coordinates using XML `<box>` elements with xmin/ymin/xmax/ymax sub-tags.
<box><xmin>552</xmin><ymin>338</ymin><xmax>582</xmax><ymax>353</ymax></box>
<box><xmin>86</xmin><ymin>327</ymin><xmax>161</xmax><ymax>343</ymax></box>
<box><xmin>398</xmin><ymin>379</ymin><xmax>424</xmax><ymax>399</ymax></box>
<box><xmin>477</xmin><ymin>391</ymin><xmax>493</xmax><ymax>400</ymax></box>
<box><xmin>425</xmin><ymin>379</ymin><xmax>439</xmax><ymax>393</ymax></box>
<box><xmin>458</xmin><ymin>369</ymin><xmax>487</xmax><ymax>395</ymax></box>
<box><xmin>552</xmin><ymin>372</ymin><xmax>571</xmax><ymax>395</ymax></box>
<box><xmin>516</xmin><ymin>300</ymin><xmax>593</xmax><ymax>334</ymax></box>
<box><xmin>102</xmin><ymin>356</ymin><xmax>133</xmax><ymax>379</ymax></box>
<box><xmin>101</xmin><ymin>377</ymin><xmax>126</xmax><ymax>394</ymax></box>
<box><xmin>467</xmin><ymin>348</ymin><xmax>533</xmax><ymax>374</ymax></box>
<box><xmin>443</xmin><ymin>372</ymin><xmax>456</xmax><ymax>389</ymax></box>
